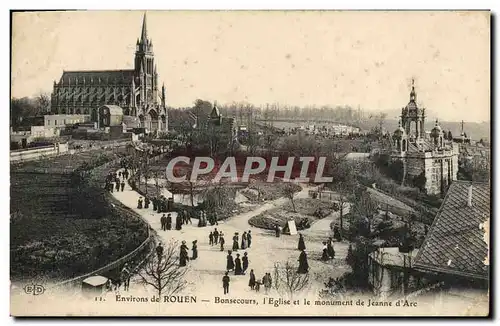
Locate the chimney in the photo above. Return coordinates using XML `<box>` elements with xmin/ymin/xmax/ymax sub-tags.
<box><xmin>467</xmin><ymin>185</ymin><xmax>473</xmax><ymax>207</ymax></box>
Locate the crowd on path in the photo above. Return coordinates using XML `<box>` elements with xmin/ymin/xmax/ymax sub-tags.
<box><xmin>106</xmin><ymin>164</ymin><xmax>343</xmax><ymax>296</ymax></box>
<box><xmin>105</xmin><ymin>170</ymin><xmax>127</xmax><ymax>193</ymax></box>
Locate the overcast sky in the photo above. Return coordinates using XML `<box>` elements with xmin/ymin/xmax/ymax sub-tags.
<box><xmin>12</xmin><ymin>10</ymin><xmax>490</xmax><ymax>122</ymax></box>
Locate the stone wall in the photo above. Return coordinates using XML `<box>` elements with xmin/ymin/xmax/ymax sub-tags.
<box><xmin>10</xmin><ymin>143</ymin><xmax>69</xmax><ymax>162</ymax></box>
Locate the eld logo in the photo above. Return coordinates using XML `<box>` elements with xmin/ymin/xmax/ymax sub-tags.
<box><xmin>23</xmin><ymin>284</ymin><xmax>45</xmax><ymax>296</ymax></box>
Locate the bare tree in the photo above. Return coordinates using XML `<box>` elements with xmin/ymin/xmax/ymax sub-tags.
<box><xmin>35</xmin><ymin>92</ymin><xmax>51</xmax><ymax>114</ymax></box>
<box><xmin>327</xmin><ymin>159</ymin><xmax>357</xmax><ymax>238</ymax></box>
<box><xmin>273</xmin><ymin>260</ymin><xmax>310</xmax><ymax>299</ymax></box>
<box><xmin>152</xmin><ymin>170</ymin><xmax>167</xmax><ymax>196</ymax></box>
<box><xmin>138</xmin><ymin>241</ymin><xmax>188</xmax><ymax>298</ymax></box>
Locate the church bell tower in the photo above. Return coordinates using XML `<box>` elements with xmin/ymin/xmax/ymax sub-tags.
<box><xmin>134</xmin><ymin>12</ymin><xmax>156</xmax><ymax>106</ymax></box>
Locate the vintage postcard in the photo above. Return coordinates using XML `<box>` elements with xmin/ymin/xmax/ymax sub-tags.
<box><xmin>10</xmin><ymin>10</ymin><xmax>490</xmax><ymax>317</ymax></box>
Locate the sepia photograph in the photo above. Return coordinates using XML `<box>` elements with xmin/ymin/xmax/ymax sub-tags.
<box><xmin>9</xmin><ymin>9</ymin><xmax>491</xmax><ymax>317</ymax></box>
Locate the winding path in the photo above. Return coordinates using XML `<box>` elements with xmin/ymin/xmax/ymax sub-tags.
<box><xmin>111</xmin><ymin>171</ymin><xmax>350</xmax><ymax>297</ymax></box>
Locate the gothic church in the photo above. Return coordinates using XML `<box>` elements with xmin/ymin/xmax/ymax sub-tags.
<box><xmin>50</xmin><ymin>13</ymin><xmax>168</xmax><ymax>132</ymax></box>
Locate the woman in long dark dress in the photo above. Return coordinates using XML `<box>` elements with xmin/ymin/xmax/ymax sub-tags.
<box><xmin>191</xmin><ymin>240</ymin><xmax>198</xmax><ymax>260</ymax></box>
<box><xmin>234</xmin><ymin>254</ymin><xmax>243</xmax><ymax>275</ymax></box>
<box><xmin>321</xmin><ymin>242</ymin><xmax>330</xmax><ymax>261</ymax></box>
<box><xmin>242</xmin><ymin>252</ymin><xmax>249</xmax><ymax>274</ymax></box>
<box><xmin>226</xmin><ymin>251</ymin><xmax>235</xmax><ymax>271</ymax></box>
<box><xmin>327</xmin><ymin>237</ymin><xmax>335</xmax><ymax>259</ymax></box>
<box><xmin>298</xmin><ymin>233</ymin><xmax>306</xmax><ymax>251</ymax></box>
<box><xmin>247</xmin><ymin>230</ymin><xmax>252</xmax><ymax>248</ymax></box>
<box><xmin>137</xmin><ymin>197</ymin><xmax>143</xmax><ymax>209</ymax></box>
<box><xmin>176</xmin><ymin>214</ymin><xmax>183</xmax><ymax>230</ymax></box>
<box><xmin>241</xmin><ymin>232</ymin><xmax>248</xmax><ymax>250</ymax></box>
<box><xmin>152</xmin><ymin>197</ymin><xmax>158</xmax><ymax>211</ymax></box>
<box><xmin>179</xmin><ymin>241</ymin><xmax>189</xmax><ymax>267</ymax></box>
<box><xmin>297</xmin><ymin>249</ymin><xmax>309</xmax><ymax>274</ymax></box>
<box><xmin>166</xmin><ymin>213</ymin><xmax>172</xmax><ymax>230</ymax></box>
<box><xmin>144</xmin><ymin>197</ymin><xmax>150</xmax><ymax>209</ymax></box>
<box><xmin>232</xmin><ymin>233</ymin><xmax>239</xmax><ymax>251</ymax></box>
<box><xmin>248</xmin><ymin>269</ymin><xmax>256</xmax><ymax>290</ymax></box>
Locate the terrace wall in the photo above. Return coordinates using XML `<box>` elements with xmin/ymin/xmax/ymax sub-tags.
<box><xmin>10</xmin><ymin>143</ymin><xmax>69</xmax><ymax>162</ymax></box>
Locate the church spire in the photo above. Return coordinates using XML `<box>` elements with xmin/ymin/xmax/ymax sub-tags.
<box><xmin>140</xmin><ymin>12</ymin><xmax>148</xmax><ymax>43</ymax></box>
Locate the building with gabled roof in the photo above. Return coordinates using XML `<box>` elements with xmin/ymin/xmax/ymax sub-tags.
<box><xmin>391</xmin><ymin>80</ymin><xmax>459</xmax><ymax>195</ymax></box>
<box><xmin>413</xmin><ymin>181</ymin><xmax>490</xmax><ymax>283</ymax></box>
<box><xmin>50</xmin><ymin>13</ymin><xmax>168</xmax><ymax>133</ymax></box>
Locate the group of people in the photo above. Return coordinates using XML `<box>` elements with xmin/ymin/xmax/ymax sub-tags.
<box><xmin>198</xmin><ymin>210</ymin><xmax>218</xmax><ymax>227</ymax></box>
<box><xmin>208</xmin><ymin>228</ymin><xmax>226</xmax><ymax>251</ymax></box>
<box><xmin>160</xmin><ymin>211</ymin><xmax>191</xmax><ymax>232</ymax></box>
<box><xmin>225</xmin><ymin>250</ymin><xmax>250</xmax><ymax>275</ymax></box>
<box><xmin>222</xmin><ymin>269</ymin><xmax>273</xmax><ymax>295</ymax></box>
<box><xmin>321</xmin><ymin>237</ymin><xmax>336</xmax><ymax>262</ymax></box>
<box><xmin>231</xmin><ymin>231</ymin><xmax>252</xmax><ymax>251</ymax></box>
<box><xmin>137</xmin><ymin>195</ymin><xmax>172</xmax><ymax>213</ymax></box>
<box><xmin>105</xmin><ymin>171</ymin><xmax>126</xmax><ymax>193</ymax></box>
<box><xmin>106</xmin><ymin>262</ymin><xmax>131</xmax><ymax>292</ymax></box>
<box><xmin>179</xmin><ymin>240</ymin><xmax>198</xmax><ymax>267</ymax></box>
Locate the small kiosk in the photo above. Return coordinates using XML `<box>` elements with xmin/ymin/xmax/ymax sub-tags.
<box><xmin>81</xmin><ymin>275</ymin><xmax>109</xmax><ymax>298</ymax></box>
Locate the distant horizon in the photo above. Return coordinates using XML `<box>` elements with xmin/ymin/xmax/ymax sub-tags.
<box><xmin>12</xmin><ymin>11</ymin><xmax>490</xmax><ymax>123</ymax></box>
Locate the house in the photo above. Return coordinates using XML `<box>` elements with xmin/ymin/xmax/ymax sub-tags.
<box><xmin>413</xmin><ymin>181</ymin><xmax>490</xmax><ymax>287</ymax></box>
<box><xmin>368</xmin><ymin>247</ymin><xmax>431</xmax><ymax>299</ymax></box>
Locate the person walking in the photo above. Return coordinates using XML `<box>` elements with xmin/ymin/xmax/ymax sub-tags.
<box><xmin>226</xmin><ymin>250</ymin><xmax>235</xmax><ymax>271</ymax></box>
<box><xmin>160</xmin><ymin>214</ymin><xmax>167</xmax><ymax>231</ymax></box>
<box><xmin>156</xmin><ymin>243</ymin><xmax>164</xmax><ymax>260</ymax></box>
<box><xmin>166</xmin><ymin>213</ymin><xmax>172</xmax><ymax>230</ymax></box>
<box><xmin>120</xmin><ymin>263</ymin><xmax>131</xmax><ymax>291</ymax></box>
<box><xmin>191</xmin><ymin>240</ymin><xmax>198</xmax><ymax>260</ymax></box>
<box><xmin>298</xmin><ymin>233</ymin><xmax>306</xmax><ymax>251</ymax></box>
<box><xmin>297</xmin><ymin>249</ymin><xmax>309</xmax><ymax>274</ymax></box>
<box><xmin>234</xmin><ymin>254</ymin><xmax>243</xmax><ymax>275</ymax></box>
<box><xmin>327</xmin><ymin>237</ymin><xmax>335</xmax><ymax>259</ymax></box>
<box><xmin>247</xmin><ymin>230</ymin><xmax>252</xmax><ymax>248</ymax></box>
<box><xmin>144</xmin><ymin>197</ymin><xmax>150</xmax><ymax>209</ymax></box>
<box><xmin>275</xmin><ymin>224</ymin><xmax>281</xmax><ymax>237</ymax></box>
<box><xmin>179</xmin><ymin>241</ymin><xmax>189</xmax><ymax>267</ymax></box>
<box><xmin>242</xmin><ymin>252</ymin><xmax>249</xmax><ymax>274</ymax></box>
<box><xmin>232</xmin><ymin>233</ymin><xmax>239</xmax><ymax>251</ymax></box>
<box><xmin>248</xmin><ymin>269</ymin><xmax>256</xmax><ymax>290</ymax></box>
<box><xmin>222</xmin><ymin>272</ymin><xmax>230</xmax><ymax>295</ymax></box>
<box><xmin>220</xmin><ymin>232</ymin><xmax>225</xmax><ymax>252</ymax></box>
<box><xmin>213</xmin><ymin>228</ymin><xmax>219</xmax><ymax>244</ymax></box>
<box><xmin>137</xmin><ymin>197</ymin><xmax>143</xmax><ymax>209</ymax></box>
<box><xmin>176</xmin><ymin>213</ymin><xmax>183</xmax><ymax>231</ymax></box>
<box><xmin>263</xmin><ymin>273</ymin><xmax>272</xmax><ymax>294</ymax></box>
<box><xmin>241</xmin><ymin>232</ymin><xmax>248</xmax><ymax>250</ymax></box>
<box><xmin>209</xmin><ymin>231</ymin><xmax>214</xmax><ymax>246</ymax></box>
<box><xmin>120</xmin><ymin>181</ymin><xmax>125</xmax><ymax>192</ymax></box>
<box><xmin>321</xmin><ymin>241</ymin><xmax>330</xmax><ymax>261</ymax></box>
<box><xmin>185</xmin><ymin>210</ymin><xmax>192</xmax><ymax>224</ymax></box>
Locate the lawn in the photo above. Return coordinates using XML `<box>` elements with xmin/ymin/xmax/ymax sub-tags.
<box><xmin>248</xmin><ymin>198</ymin><xmax>334</xmax><ymax>230</ymax></box>
<box><xmin>10</xmin><ymin>149</ymin><xmax>148</xmax><ymax>282</ymax></box>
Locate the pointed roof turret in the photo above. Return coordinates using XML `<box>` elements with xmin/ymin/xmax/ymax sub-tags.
<box><xmin>140</xmin><ymin>12</ymin><xmax>148</xmax><ymax>43</ymax></box>
<box><xmin>210</xmin><ymin>101</ymin><xmax>220</xmax><ymax>118</ymax></box>
<box><xmin>410</xmin><ymin>78</ymin><xmax>417</xmax><ymax>102</ymax></box>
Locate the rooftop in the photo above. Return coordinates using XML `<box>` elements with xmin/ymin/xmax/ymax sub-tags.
<box><xmin>413</xmin><ymin>181</ymin><xmax>490</xmax><ymax>280</ymax></box>
<box><xmin>369</xmin><ymin>247</ymin><xmax>420</xmax><ymax>268</ymax></box>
